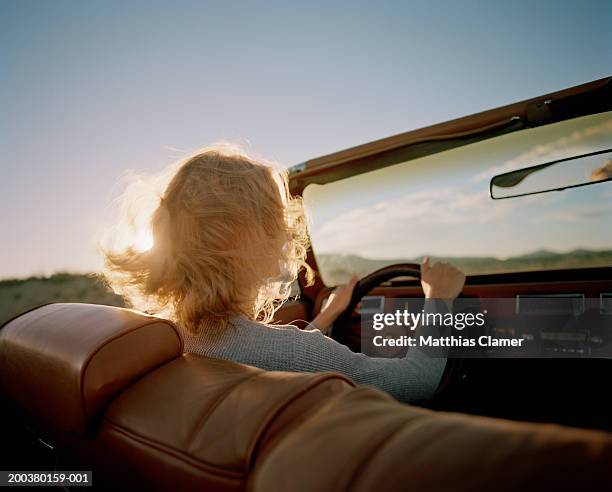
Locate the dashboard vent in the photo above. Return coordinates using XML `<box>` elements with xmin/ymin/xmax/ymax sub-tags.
<box><xmin>516</xmin><ymin>294</ymin><xmax>585</xmax><ymax>315</ymax></box>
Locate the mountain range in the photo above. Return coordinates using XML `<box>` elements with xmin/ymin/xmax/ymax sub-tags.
<box><xmin>316</xmin><ymin>248</ymin><xmax>612</xmax><ymax>285</ymax></box>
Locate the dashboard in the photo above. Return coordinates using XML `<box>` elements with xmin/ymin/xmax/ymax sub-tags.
<box><xmin>314</xmin><ymin>267</ymin><xmax>612</xmax><ymax>354</ymax></box>
<box><xmin>308</xmin><ymin>267</ymin><xmax>612</xmax><ymax>430</ymax></box>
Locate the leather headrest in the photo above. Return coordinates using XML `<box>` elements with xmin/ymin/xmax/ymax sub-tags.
<box><xmin>0</xmin><ymin>303</ymin><xmax>182</xmax><ymax>435</ymax></box>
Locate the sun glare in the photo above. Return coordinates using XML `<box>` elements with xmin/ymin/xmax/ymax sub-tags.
<box><xmin>134</xmin><ymin>230</ymin><xmax>154</xmax><ymax>251</ymax></box>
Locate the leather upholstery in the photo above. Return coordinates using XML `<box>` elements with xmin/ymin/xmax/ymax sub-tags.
<box><xmin>251</xmin><ymin>389</ymin><xmax>612</xmax><ymax>491</ymax></box>
<box><xmin>0</xmin><ymin>303</ymin><xmax>182</xmax><ymax>434</ymax></box>
<box><xmin>1</xmin><ymin>303</ymin><xmax>611</xmax><ymax>491</ymax></box>
<box><xmin>94</xmin><ymin>355</ymin><xmax>353</xmax><ymax>491</ymax></box>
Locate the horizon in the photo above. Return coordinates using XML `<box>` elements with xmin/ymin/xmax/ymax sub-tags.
<box><xmin>3</xmin><ymin>246</ymin><xmax>611</xmax><ymax>283</ymax></box>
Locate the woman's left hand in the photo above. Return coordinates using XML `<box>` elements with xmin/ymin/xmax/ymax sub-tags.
<box><xmin>311</xmin><ymin>275</ymin><xmax>358</xmax><ymax>334</ymax></box>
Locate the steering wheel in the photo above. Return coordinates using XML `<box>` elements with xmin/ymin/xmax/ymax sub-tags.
<box><xmin>333</xmin><ymin>263</ymin><xmax>421</xmax><ymax>329</ymax></box>
<box><xmin>330</xmin><ymin>262</ymin><xmax>460</xmax><ymax>401</ymax></box>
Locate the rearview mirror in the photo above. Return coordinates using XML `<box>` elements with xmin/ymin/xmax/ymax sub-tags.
<box><xmin>490</xmin><ymin>149</ymin><xmax>612</xmax><ymax>199</ymax></box>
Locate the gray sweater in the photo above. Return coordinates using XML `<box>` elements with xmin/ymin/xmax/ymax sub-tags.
<box><xmin>181</xmin><ymin>309</ymin><xmax>447</xmax><ymax>403</ymax></box>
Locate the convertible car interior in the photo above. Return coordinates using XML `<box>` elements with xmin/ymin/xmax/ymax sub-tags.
<box><xmin>1</xmin><ymin>77</ymin><xmax>611</xmax><ymax>490</ymax></box>
<box><xmin>1</xmin><ymin>303</ymin><xmax>611</xmax><ymax>491</ymax></box>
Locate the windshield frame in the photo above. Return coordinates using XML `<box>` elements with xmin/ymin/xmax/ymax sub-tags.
<box><xmin>290</xmin><ymin>77</ymin><xmax>612</xmax><ymax>195</ymax></box>
<box><xmin>292</xmin><ymin>77</ymin><xmax>612</xmax><ymax>294</ymax></box>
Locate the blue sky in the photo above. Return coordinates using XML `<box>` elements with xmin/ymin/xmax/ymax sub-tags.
<box><xmin>1</xmin><ymin>0</ymin><xmax>611</xmax><ymax>278</ymax></box>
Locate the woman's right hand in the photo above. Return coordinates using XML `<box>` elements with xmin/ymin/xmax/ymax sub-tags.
<box><xmin>311</xmin><ymin>275</ymin><xmax>358</xmax><ymax>334</ymax></box>
<box><xmin>420</xmin><ymin>257</ymin><xmax>465</xmax><ymax>299</ymax></box>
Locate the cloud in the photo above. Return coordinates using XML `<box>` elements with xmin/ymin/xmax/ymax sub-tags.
<box><xmin>545</xmin><ymin>202</ymin><xmax>612</xmax><ymax>222</ymax></box>
<box><xmin>310</xmin><ymin>186</ymin><xmax>520</xmax><ymax>254</ymax></box>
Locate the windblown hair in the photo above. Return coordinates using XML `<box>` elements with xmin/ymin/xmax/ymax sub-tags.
<box><xmin>100</xmin><ymin>146</ymin><xmax>312</xmax><ymax>334</ymax></box>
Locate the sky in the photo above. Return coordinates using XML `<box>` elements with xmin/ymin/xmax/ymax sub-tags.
<box><xmin>1</xmin><ymin>0</ymin><xmax>611</xmax><ymax>279</ymax></box>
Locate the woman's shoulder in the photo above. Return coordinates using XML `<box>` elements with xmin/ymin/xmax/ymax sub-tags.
<box><xmin>232</xmin><ymin>315</ymin><xmax>307</xmax><ymax>333</ymax></box>
<box><xmin>232</xmin><ymin>315</ymin><xmax>328</xmax><ymax>341</ymax></box>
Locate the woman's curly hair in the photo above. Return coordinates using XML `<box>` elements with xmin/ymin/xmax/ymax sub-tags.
<box><xmin>100</xmin><ymin>145</ymin><xmax>312</xmax><ymax>334</ymax></box>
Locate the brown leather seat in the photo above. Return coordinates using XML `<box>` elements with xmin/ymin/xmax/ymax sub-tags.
<box><xmin>1</xmin><ymin>303</ymin><xmax>611</xmax><ymax>491</ymax></box>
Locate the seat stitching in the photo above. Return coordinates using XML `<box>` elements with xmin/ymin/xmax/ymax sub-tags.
<box><xmin>186</xmin><ymin>369</ymin><xmax>266</xmax><ymax>444</ymax></box>
<box><xmin>245</xmin><ymin>372</ymin><xmax>354</xmax><ymax>472</ymax></box>
<box><xmin>81</xmin><ymin>318</ymin><xmax>182</xmax><ymax>426</ymax></box>
<box><xmin>344</xmin><ymin>409</ymin><xmax>432</xmax><ymax>490</ymax></box>
<box><xmin>103</xmin><ymin>419</ymin><xmax>245</xmax><ymax>480</ymax></box>
<box><xmin>185</xmin><ymin>371</ymin><xmax>353</xmax><ymax>474</ymax></box>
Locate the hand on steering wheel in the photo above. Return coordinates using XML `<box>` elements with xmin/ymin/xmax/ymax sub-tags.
<box><xmin>421</xmin><ymin>257</ymin><xmax>466</xmax><ymax>300</ymax></box>
<box><xmin>311</xmin><ymin>275</ymin><xmax>359</xmax><ymax>334</ymax></box>
<box><xmin>324</xmin><ymin>259</ymin><xmax>465</xmax><ymax>401</ymax></box>
<box><xmin>333</xmin><ymin>263</ymin><xmax>422</xmax><ymax>329</ymax></box>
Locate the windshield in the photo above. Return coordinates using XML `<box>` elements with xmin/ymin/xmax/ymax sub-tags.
<box><xmin>303</xmin><ymin>112</ymin><xmax>612</xmax><ymax>286</ymax></box>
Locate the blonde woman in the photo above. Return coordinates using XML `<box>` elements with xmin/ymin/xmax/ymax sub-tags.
<box><xmin>102</xmin><ymin>147</ymin><xmax>465</xmax><ymax>403</ymax></box>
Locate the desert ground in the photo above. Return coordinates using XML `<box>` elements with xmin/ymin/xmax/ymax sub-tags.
<box><xmin>0</xmin><ymin>274</ymin><xmax>125</xmax><ymax>326</ymax></box>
